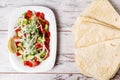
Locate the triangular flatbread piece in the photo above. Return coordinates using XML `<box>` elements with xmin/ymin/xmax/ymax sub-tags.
<box><xmin>71</xmin><ymin>17</ymin><xmax>91</xmax><ymax>48</ymax></box>
<box><xmin>82</xmin><ymin>0</ymin><xmax>120</xmax><ymax>29</ymax></box>
<box><xmin>73</xmin><ymin>21</ymin><xmax>120</xmax><ymax>48</ymax></box>
<box><xmin>81</xmin><ymin>16</ymin><xmax>120</xmax><ymax>30</ymax></box>
<box><xmin>75</xmin><ymin>39</ymin><xmax>120</xmax><ymax>80</ymax></box>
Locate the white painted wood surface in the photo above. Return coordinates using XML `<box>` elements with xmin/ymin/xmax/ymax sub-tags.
<box><xmin>0</xmin><ymin>0</ymin><xmax>120</xmax><ymax>80</ymax></box>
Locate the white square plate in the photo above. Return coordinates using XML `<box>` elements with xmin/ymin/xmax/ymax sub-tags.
<box><xmin>8</xmin><ymin>6</ymin><xmax>57</xmax><ymax>72</ymax></box>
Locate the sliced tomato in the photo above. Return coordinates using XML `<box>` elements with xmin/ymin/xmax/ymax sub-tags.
<box><xmin>44</xmin><ymin>42</ymin><xmax>49</xmax><ymax>50</ymax></box>
<box><xmin>35</xmin><ymin>43</ymin><xmax>42</xmax><ymax>49</ymax></box>
<box><xmin>41</xmin><ymin>22</ymin><xmax>45</xmax><ymax>28</ymax></box>
<box><xmin>45</xmin><ymin>37</ymin><xmax>50</xmax><ymax>44</ymax></box>
<box><xmin>34</xmin><ymin>61</ymin><xmax>40</xmax><ymax>66</ymax></box>
<box><xmin>25</xmin><ymin>10</ymin><xmax>32</xmax><ymax>19</ymax></box>
<box><xmin>16</xmin><ymin>52</ymin><xmax>21</xmax><ymax>56</ymax></box>
<box><xmin>45</xmin><ymin>32</ymin><xmax>50</xmax><ymax>44</ymax></box>
<box><xmin>36</xmin><ymin>12</ymin><xmax>44</xmax><ymax>19</ymax></box>
<box><xmin>38</xmin><ymin>17</ymin><xmax>43</xmax><ymax>21</ymax></box>
<box><xmin>24</xmin><ymin>61</ymin><xmax>33</xmax><ymax>67</ymax></box>
<box><xmin>35</xmin><ymin>12</ymin><xmax>41</xmax><ymax>17</ymax></box>
<box><xmin>28</xmin><ymin>61</ymin><xmax>33</xmax><ymax>67</ymax></box>
<box><xmin>15</xmin><ymin>42</ymin><xmax>20</xmax><ymax>46</ymax></box>
<box><xmin>24</xmin><ymin>33</ymin><xmax>26</xmax><ymax>37</ymax></box>
<box><xmin>45</xmin><ymin>20</ymin><xmax>49</xmax><ymax>25</ymax></box>
<box><xmin>40</xmin><ymin>13</ymin><xmax>44</xmax><ymax>19</ymax></box>
<box><xmin>24</xmin><ymin>61</ymin><xmax>29</xmax><ymax>66</ymax></box>
<box><xmin>15</xmin><ymin>28</ymin><xmax>20</xmax><ymax>33</ymax></box>
<box><xmin>45</xmin><ymin>31</ymin><xmax>50</xmax><ymax>37</ymax></box>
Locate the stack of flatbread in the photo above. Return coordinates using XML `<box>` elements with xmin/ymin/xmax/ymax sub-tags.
<box><xmin>71</xmin><ymin>0</ymin><xmax>120</xmax><ymax>80</ymax></box>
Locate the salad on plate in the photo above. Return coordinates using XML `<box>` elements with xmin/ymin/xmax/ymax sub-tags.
<box><xmin>8</xmin><ymin>10</ymin><xmax>50</xmax><ymax>67</ymax></box>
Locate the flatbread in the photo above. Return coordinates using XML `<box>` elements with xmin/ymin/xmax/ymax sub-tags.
<box><xmin>81</xmin><ymin>16</ymin><xmax>120</xmax><ymax>30</ymax></box>
<box><xmin>76</xmin><ymin>21</ymin><xmax>120</xmax><ymax>48</ymax></box>
<box><xmin>71</xmin><ymin>0</ymin><xmax>120</xmax><ymax>80</ymax></box>
<box><xmin>75</xmin><ymin>39</ymin><xmax>120</xmax><ymax>80</ymax></box>
<box><xmin>82</xmin><ymin>0</ymin><xmax>120</xmax><ymax>29</ymax></box>
<box><xmin>71</xmin><ymin>17</ymin><xmax>91</xmax><ymax>48</ymax></box>
<box><xmin>72</xmin><ymin>16</ymin><xmax>120</xmax><ymax>48</ymax></box>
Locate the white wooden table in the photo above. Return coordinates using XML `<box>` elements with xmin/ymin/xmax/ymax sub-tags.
<box><xmin>0</xmin><ymin>0</ymin><xmax>120</xmax><ymax>80</ymax></box>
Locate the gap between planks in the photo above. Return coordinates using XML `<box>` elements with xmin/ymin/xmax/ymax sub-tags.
<box><xmin>0</xmin><ymin>72</ymin><xmax>82</xmax><ymax>74</ymax></box>
<box><xmin>0</xmin><ymin>27</ymin><xmax>72</xmax><ymax>32</ymax></box>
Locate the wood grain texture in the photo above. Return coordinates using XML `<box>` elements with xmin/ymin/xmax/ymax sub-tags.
<box><xmin>0</xmin><ymin>74</ymin><xmax>96</xmax><ymax>80</ymax></box>
<box><xmin>0</xmin><ymin>0</ymin><xmax>120</xmax><ymax>80</ymax></box>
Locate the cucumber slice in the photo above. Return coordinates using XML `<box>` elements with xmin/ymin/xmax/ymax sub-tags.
<box><xmin>40</xmin><ymin>51</ymin><xmax>46</xmax><ymax>58</ymax></box>
<box><xmin>22</xmin><ymin>19</ymin><xmax>28</xmax><ymax>25</ymax></box>
<box><xmin>18</xmin><ymin>43</ymin><xmax>22</xmax><ymax>47</ymax></box>
<box><xmin>27</xmin><ymin>55</ymin><xmax>34</xmax><ymax>60</ymax></box>
<box><xmin>37</xmin><ymin>37</ymin><xmax>42</xmax><ymax>43</ymax></box>
<box><xmin>45</xmin><ymin>24</ymin><xmax>49</xmax><ymax>31</ymax></box>
<box><xmin>18</xmin><ymin>32</ymin><xmax>21</xmax><ymax>37</ymax></box>
<box><xmin>37</xmin><ymin>35</ymin><xmax>45</xmax><ymax>43</ymax></box>
<box><xmin>17</xmin><ymin>47</ymin><xmax>21</xmax><ymax>51</ymax></box>
<box><xmin>19</xmin><ymin>50</ymin><xmax>23</xmax><ymax>55</ymax></box>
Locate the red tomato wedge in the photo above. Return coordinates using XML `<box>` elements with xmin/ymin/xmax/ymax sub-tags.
<box><xmin>25</xmin><ymin>10</ymin><xmax>32</xmax><ymax>19</ymax></box>
<box><xmin>24</xmin><ymin>61</ymin><xmax>33</xmax><ymax>67</ymax></box>
<box><xmin>15</xmin><ymin>28</ymin><xmax>20</xmax><ymax>33</ymax></box>
<box><xmin>34</xmin><ymin>61</ymin><xmax>40</xmax><ymax>66</ymax></box>
<box><xmin>16</xmin><ymin>52</ymin><xmax>21</xmax><ymax>56</ymax></box>
<box><xmin>35</xmin><ymin>43</ymin><xmax>42</xmax><ymax>49</ymax></box>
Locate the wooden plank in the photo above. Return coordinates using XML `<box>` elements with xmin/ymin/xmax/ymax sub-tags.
<box><xmin>0</xmin><ymin>74</ymin><xmax>119</xmax><ymax>80</ymax></box>
<box><xmin>0</xmin><ymin>74</ymin><xmax>96</xmax><ymax>80</ymax></box>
